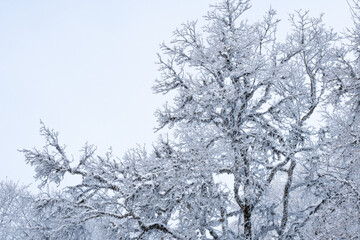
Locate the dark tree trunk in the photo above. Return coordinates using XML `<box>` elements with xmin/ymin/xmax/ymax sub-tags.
<box><xmin>244</xmin><ymin>204</ymin><xmax>252</xmax><ymax>240</ymax></box>
<box><xmin>243</xmin><ymin>150</ymin><xmax>252</xmax><ymax>240</ymax></box>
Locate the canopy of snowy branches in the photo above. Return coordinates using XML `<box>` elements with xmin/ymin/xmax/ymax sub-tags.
<box><xmin>1</xmin><ymin>0</ymin><xmax>359</xmax><ymax>239</ymax></box>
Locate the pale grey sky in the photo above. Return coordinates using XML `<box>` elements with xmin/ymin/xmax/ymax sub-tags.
<box><xmin>0</xmin><ymin>0</ymin><xmax>353</xmax><ymax>191</ymax></box>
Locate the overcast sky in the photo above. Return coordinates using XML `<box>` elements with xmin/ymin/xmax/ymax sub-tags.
<box><xmin>0</xmin><ymin>0</ymin><xmax>353</xmax><ymax>191</ymax></box>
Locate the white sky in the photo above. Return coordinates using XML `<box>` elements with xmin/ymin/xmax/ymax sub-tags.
<box><xmin>0</xmin><ymin>0</ymin><xmax>353</xmax><ymax>191</ymax></box>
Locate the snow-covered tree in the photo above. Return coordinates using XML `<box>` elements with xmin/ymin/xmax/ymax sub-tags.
<box><xmin>153</xmin><ymin>0</ymin><xmax>338</xmax><ymax>238</ymax></box>
<box><xmin>18</xmin><ymin>0</ymin><xmax>359</xmax><ymax>239</ymax></box>
<box><xmin>0</xmin><ymin>181</ymin><xmax>40</xmax><ymax>239</ymax></box>
<box><xmin>21</xmin><ymin>125</ymin><xmax>189</xmax><ymax>239</ymax></box>
<box><xmin>296</xmin><ymin>1</ymin><xmax>360</xmax><ymax>238</ymax></box>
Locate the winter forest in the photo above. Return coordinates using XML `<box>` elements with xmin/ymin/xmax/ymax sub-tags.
<box><xmin>1</xmin><ymin>0</ymin><xmax>360</xmax><ymax>239</ymax></box>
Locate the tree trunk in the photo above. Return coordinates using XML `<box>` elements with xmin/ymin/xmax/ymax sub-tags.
<box><xmin>243</xmin><ymin>150</ymin><xmax>252</xmax><ymax>240</ymax></box>
<box><xmin>244</xmin><ymin>203</ymin><xmax>252</xmax><ymax>240</ymax></box>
